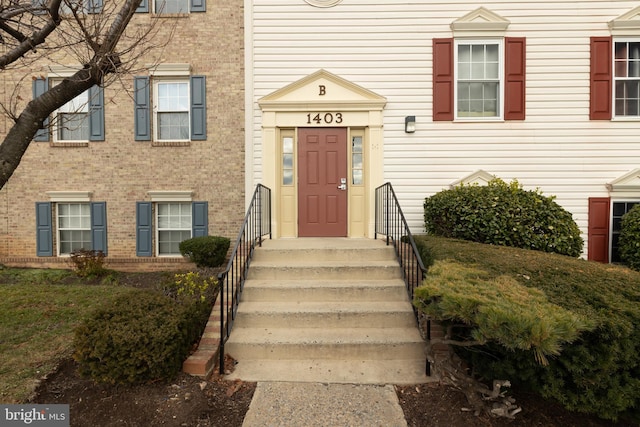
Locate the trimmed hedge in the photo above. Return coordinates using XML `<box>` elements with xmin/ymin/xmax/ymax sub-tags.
<box><xmin>619</xmin><ymin>204</ymin><xmax>640</xmax><ymax>271</ymax></box>
<box><xmin>179</xmin><ymin>235</ymin><xmax>230</xmax><ymax>268</ymax></box>
<box><xmin>423</xmin><ymin>179</ymin><xmax>583</xmax><ymax>257</ymax></box>
<box><xmin>73</xmin><ymin>289</ymin><xmax>210</xmax><ymax>385</ymax></box>
<box><xmin>415</xmin><ymin>235</ymin><xmax>640</xmax><ymax>421</ymax></box>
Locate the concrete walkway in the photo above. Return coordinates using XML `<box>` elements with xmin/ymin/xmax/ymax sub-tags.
<box><xmin>242</xmin><ymin>382</ymin><xmax>407</xmax><ymax>427</ymax></box>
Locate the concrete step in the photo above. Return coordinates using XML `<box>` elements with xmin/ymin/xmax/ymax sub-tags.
<box><xmin>225</xmin><ymin>327</ymin><xmax>425</xmax><ymax>360</ymax></box>
<box><xmin>246</xmin><ymin>261</ymin><xmax>402</xmax><ymax>280</ymax></box>
<box><xmin>253</xmin><ymin>246</ymin><xmax>396</xmax><ymax>263</ymax></box>
<box><xmin>240</xmin><ymin>279</ymin><xmax>408</xmax><ymax>302</ymax></box>
<box><xmin>225</xmin><ymin>359</ymin><xmax>428</xmax><ymax>385</ymax></box>
<box><xmin>232</xmin><ymin>301</ymin><xmax>417</xmax><ymax>328</ymax></box>
<box><xmin>220</xmin><ymin>238</ymin><xmax>432</xmax><ymax>385</ymax></box>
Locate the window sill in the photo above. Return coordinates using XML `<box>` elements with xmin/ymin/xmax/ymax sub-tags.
<box><xmin>152</xmin><ymin>12</ymin><xmax>190</xmax><ymax>18</ymax></box>
<box><xmin>50</xmin><ymin>142</ymin><xmax>89</xmax><ymax>148</ymax></box>
<box><xmin>152</xmin><ymin>140</ymin><xmax>191</xmax><ymax>147</ymax></box>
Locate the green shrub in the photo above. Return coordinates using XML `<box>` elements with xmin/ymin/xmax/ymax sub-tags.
<box><xmin>619</xmin><ymin>204</ymin><xmax>640</xmax><ymax>271</ymax></box>
<box><xmin>73</xmin><ymin>289</ymin><xmax>209</xmax><ymax>385</ymax></box>
<box><xmin>179</xmin><ymin>236</ymin><xmax>230</xmax><ymax>268</ymax></box>
<box><xmin>423</xmin><ymin>179</ymin><xmax>583</xmax><ymax>257</ymax></box>
<box><xmin>415</xmin><ymin>235</ymin><xmax>640</xmax><ymax>421</ymax></box>
<box><xmin>69</xmin><ymin>249</ymin><xmax>108</xmax><ymax>277</ymax></box>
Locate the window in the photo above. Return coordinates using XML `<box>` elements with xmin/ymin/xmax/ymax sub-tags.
<box><xmin>157</xmin><ymin>202</ymin><xmax>191</xmax><ymax>255</ymax></box>
<box><xmin>614</xmin><ymin>40</ymin><xmax>640</xmax><ymax>117</ymax></box>
<box><xmin>134</xmin><ymin>75</ymin><xmax>207</xmax><ymax>142</ymax></box>
<box><xmin>135</xmin><ymin>0</ymin><xmax>205</xmax><ymax>13</ymax></box>
<box><xmin>56</xmin><ymin>87</ymin><xmax>89</xmax><ymax>142</ymax></box>
<box><xmin>60</xmin><ymin>0</ymin><xmax>102</xmax><ymax>14</ymax></box>
<box><xmin>456</xmin><ymin>41</ymin><xmax>501</xmax><ymax>119</ymax></box>
<box><xmin>433</xmin><ymin>37</ymin><xmax>525</xmax><ymax>121</ymax></box>
<box><xmin>351</xmin><ymin>136</ymin><xmax>363</xmax><ymax>185</ymax></box>
<box><xmin>136</xmin><ymin>200</ymin><xmax>208</xmax><ymax>257</ymax></box>
<box><xmin>32</xmin><ymin>78</ymin><xmax>105</xmax><ymax>143</ymax></box>
<box><xmin>611</xmin><ymin>201</ymin><xmax>639</xmax><ymax>262</ymax></box>
<box><xmin>58</xmin><ymin>203</ymin><xmax>91</xmax><ymax>254</ymax></box>
<box><xmin>35</xmin><ymin>201</ymin><xmax>107</xmax><ymax>257</ymax></box>
<box><xmin>155</xmin><ymin>0</ymin><xmax>187</xmax><ymax>13</ymax></box>
<box><xmin>282</xmin><ymin>135</ymin><xmax>294</xmax><ymax>185</ymax></box>
<box><xmin>156</xmin><ymin>81</ymin><xmax>189</xmax><ymax>141</ymax></box>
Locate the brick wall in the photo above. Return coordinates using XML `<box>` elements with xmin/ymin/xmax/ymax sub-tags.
<box><xmin>0</xmin><ymin>0</ymin><xmax>245</xmax><ymax>270</ymax></box>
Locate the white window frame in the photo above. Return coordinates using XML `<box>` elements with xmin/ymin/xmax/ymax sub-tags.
<box><xmin>155</xmin><ymin>202</ymin><xmax>192</xmax><ymax>256</ymax></box>
<box><xmin>52</xmin><ymin>80</ymin><xmax>90</xmax><ymax>143</ymax></box>
<box><xmin>454</xmin><ymin>38</ymin><xmax>504</xmax><ymax>121</ymax></box>
<box><xmin>56</xmin><ymin>202</ymin><xmax>91</xmax><ymax>256</ymax></box>
<box><xmin>153</xmin><ymin>79</ymin><xmax>190</xmax><ymax>142</ymax></box>
<box><xmin>612</xmin><ymin>37</ymin><xmax>640</xmax><ymax>120</ymax></box>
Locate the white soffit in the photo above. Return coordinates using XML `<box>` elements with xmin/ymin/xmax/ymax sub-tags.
<box><xmin>607</xmin><ymin>169</ymin><xmax>640</xmax><ymax>196</ymax></box>
<box><xmin>449</xmin><ymin>170</ymin><xmax>497</xmax><ymax>189</ymax></box>
<box><xmin>609</xmin><ymin>6</ymin><xmax>640</xmax><ymax>36</ymax></box>
<box><xmin>451</xmin><ymin>7</ymin><xmax>510</xmax><ymax>37</ymax></box>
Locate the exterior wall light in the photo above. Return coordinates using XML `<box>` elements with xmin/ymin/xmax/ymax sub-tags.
<box><xmin>405</xmin><ymin>116</ymin><xmax>416</xmax><ymax>133</ymax></box>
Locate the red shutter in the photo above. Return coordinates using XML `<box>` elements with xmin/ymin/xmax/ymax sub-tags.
<box><xmin>588</xmin><ymin>197</ymin><xmax>610</xmax><ymax>263</ymax></box>
<box><xmin>504</xmin><ymin>37</ymin><xmax>526</xmax><ymax>120</ymax></box>
<box><xmin>590</xmin><ymin>36</ymin><xmax>612</xmax><ymax>120</ymax></box>
<box><xmin>433</xmin><ymin>38</ymin><xmax>454</xmax><ymax>121</ymax></box>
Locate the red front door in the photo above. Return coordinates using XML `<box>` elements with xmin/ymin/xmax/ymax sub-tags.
<box><xmin>298</xmin><ymin>128</ymin><xmax>348</xmax><ymax>237</ymax></box>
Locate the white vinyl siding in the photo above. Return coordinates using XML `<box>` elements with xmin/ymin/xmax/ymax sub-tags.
<box><xmin>249</xmin><ymin>1</ymin><xmax>640</xmax><ymax>257</ymax></box>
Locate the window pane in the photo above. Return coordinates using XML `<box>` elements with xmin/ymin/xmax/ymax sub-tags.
<box><xmin>471</xmin><ymin>44</ymin><xmax>485</xmax><ymax>62</ymax></box>
<box><xmin>352</xmin><ymin>136</ymin><xmax>362</xmax><ymax>152</ymax></box>
<box><xmin>158</xmin><ymin>112</ymin><xmax>189</xmax><ymax>140</ymax></box>
<box><xmin>283</xmin><ymin>170</ymin><xmax>293</xmax><ymax>185</ymax></box>
<box><xmin>57</xmin><ymin>113</ymin><xmax>89</xmax><ymax>141</ymax></box>
<box><xmin>283</xmin><ymin>153</ymin><xmax>293</xmax><ymax>169</ymax></box>
<box><xmin>352</xmin><ymin>153</ymin><xmax>363</xmax><ymax>169</ymax></box>
<box><xmin>155</xmin><ymin>0</ymin><xmax>187</xmax><ymax>13</ymax></box>
<box><xmin>159</xmin><ymin>230</ymin><xmax>190</xmax><ymax>255</ymax></box>
<box><xmin>158</xmin><ymin>82</ymin><xmax>189</xmax><ymax>112</ymax></box>
<box><xmin>282</xmin><ymin>136</ymin><xmax>294</xmax><ymax>186</ymax></box>
<box><xmin>283</xmin><ymin>137</ymin><xmax>294</xmax><ymax>153</ymax></box>
<box><xmin>615</xmin><ymin>81</ymin><xmax>640</xmax><ymax>116</ymax></box>
<box><xmin>58</xmin><ymin>90</ymin><xmax>89</xmax><ymax>113</ymax></box>
<box><xmin>352</xmin><ymin>169</ymin><xmax>363</xmax><ymax>185</ymax></box>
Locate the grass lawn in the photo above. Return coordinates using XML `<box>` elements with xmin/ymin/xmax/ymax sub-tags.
<box><xmin>0</xmin><ymin>268</ymin><xmax>135</xmax><ymax>403</ymax></box>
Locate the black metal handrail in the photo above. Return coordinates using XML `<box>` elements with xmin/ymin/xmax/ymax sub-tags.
<box><xmin>217</xmin><ymin>184</ymin><xmax>271</xmax><ymax>374</ymax></box>
<box><xmin>374</xmin><ymin>183</ymin><xmax>427</xmax><ymax>330</ymax></box>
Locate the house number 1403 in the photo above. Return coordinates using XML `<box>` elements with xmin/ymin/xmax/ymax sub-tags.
<box><xmin>307</xmin><ymin>112</ymin><xmax>343</xmax><ymax>124</ymax></box>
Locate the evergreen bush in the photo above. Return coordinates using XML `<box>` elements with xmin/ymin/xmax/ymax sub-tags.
<box><xmin>415</xmin><ymin>235</ymin><xmax>640</xmax><ymax>421</ymax></box>
<box><xmin>179</xmin><ymin>235</ymin><xmax>230</xmax><ymax>268</ymax></box>
<box><xmin>73</xmin><ymin>289</ymin><xmax>209</xmax><ymax>385</ymax></box>
<box><xmin>619</xmin><ymin>204</ymin><xmax>640</xmax><ymax>271</ymax></box>
<box><xmin>423</xmin><ymin>179</ymin><xmax>583</xmax><ymax>257</ymax></box>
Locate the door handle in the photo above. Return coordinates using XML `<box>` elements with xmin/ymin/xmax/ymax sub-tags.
<box><xmin>337</xmin><ymin>184</ymin><xmax>347</xmax><ymax>190</ymax></box>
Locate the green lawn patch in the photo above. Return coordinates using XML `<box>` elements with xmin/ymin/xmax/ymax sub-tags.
<box><xmin>0</xmin><ymin>268</ymin><xmax>134</xmax><ymax>403</ymax></box>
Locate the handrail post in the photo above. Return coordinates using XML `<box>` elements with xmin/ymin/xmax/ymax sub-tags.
<box><xmin>217</xmin><ymin>184</ymin><xmax>271</xmax><ymax>375</ymax></box>
<box><xmin>374</xmin><ymin>182</ymin><xmax>429</xmax><ymax>376</ymax></box>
